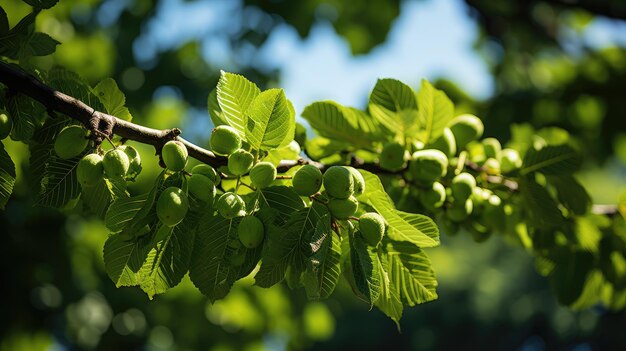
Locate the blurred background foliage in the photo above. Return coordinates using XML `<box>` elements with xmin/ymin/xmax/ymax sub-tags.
<box><xmin>1</xmin><ymin>0</ymin><xmax>626</xmax><ymax>350</ymax></box>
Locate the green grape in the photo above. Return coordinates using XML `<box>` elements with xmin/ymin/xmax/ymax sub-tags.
<box><xmin>192</xmin><ymin>164</ymin><xmax>220</xmax><ymax>185</ymax></box>
<box><xmin>328</xmin><ymin>196</ymin><xmax>359</xmax><ymax>219</ymax></box>
<box><xmin>359</xmin><ymin>212</ymin><xmax>385</xmax><ymax>246</ymax></box>
<box><xmin>346</xmin><ymin>166</ymin><xmax>365</xmax><ymax>196</ymax></box>
<box><xmin>216</xmin><ymin>192</ymin><xmax>246</xmax><ymax>219</ymax></box>
<box><xmin>408</xmin><ymin>149</ymin><xmax>448</xmax><ymax>186</ymax></box>
<box><xmin>429</xmin><ymin>127</ymin><xmax>457</xmax><ymax>157</ymax></box>
<box><xmin>419</xmin><ymin>181</ymin><xmax>446</xmax><ymax>211</ymax></box>
<box><xmin>449</xmin><ymin>114</ymin><xmax>484</xmax><ymax>150</ymax></box>
<box><xmin>228</xmin><ymin>149</ymin><xmax>254</xmax><ymax>175</ymax></box>
<box><xmin>238</xmin><ymin>216</ymin><xmax>265</xmax><ymax>249</ymax></box>
<box><xmin>447</xmin><ymin>198</ymin><xmax>473</xmax><ymax>222</ymax></box>
<box><xmin>292</xmin><ymin>164</ymin><xmax>323</xmax><ymax>196</ymax></box>
<box><xmin>323</xmin><ymin>166</ymin><xmax>354</xmax><ymax>199</ymax></box>
<box><xmin>103</xmin><ymin>149</ymin><xmax>130</xmax><ymax>178</ymax></box>
<box><xmin>451</xmin><ymin>172</ymin><xmax>476</xmax><ymax>201</ymax></box>
<box><xmin>188</xmin><ymin>174</ymin><xmax>216</xmax><ymax>203</ymax></box>
<box><xmin>379</xmin><ymin>142</ymin><xmax>407</xmax><ymax>171</ymax></box>
<box><xmin>76</xmin><ymin>153</ymin><xmax>104</xmax><ymax>187</ymax></box>
<box><xmin>0</xmin><ymin>109</ymin><xmax>12</xmax><ymax>140</ymax></box>
<box><xmin>210</xmin><ymin>125</ymin><xmax>241</xmax><ymax>156</ymax></box>
<box><xmin>501</xmin><ymin>148</ymin><xmax>522</xmax><ymax>173</ymax></box>
<box><xmin>156</xmin><ymin>187</ymin><xmax>189</xmax><ymax>227</ymax></box>
<box><xmin>54</xmin><ymin>125</ymin><xmax>89</xmax><ymax>159</ymax></box>
<box><xmin>249</xmin><ymin>162</ymin><xmax>277</xmax><ymax>189</ymax></box>
<box><xmin>482</xmin><ymin>137</ymin><xmax>502</xmax><ymax>160</ymax></box>
<box><xmin>161</xmin><ymin>140</ymin><xmax>188</xmax><ymax>172</ymax></box>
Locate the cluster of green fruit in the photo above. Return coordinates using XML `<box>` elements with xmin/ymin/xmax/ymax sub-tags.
<box><xmin>0</xmin><ymin>109</ymin><xmax>13</xmax><ymax>140</ymax></box>
<box><xmin>379</xmin><ymin>114</ymin><xmax>523</xmax><ymax>239</ymax></box>
<box><xmin>292</xmin><ymin>164</ymin><xmax>386</xmax><ymax>247</ymax></box>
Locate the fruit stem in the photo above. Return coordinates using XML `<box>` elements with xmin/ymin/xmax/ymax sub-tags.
<box><xmin>275</xmin><ymin>175</ymin><xmax>292</xmax><ymax>179</ymax></box>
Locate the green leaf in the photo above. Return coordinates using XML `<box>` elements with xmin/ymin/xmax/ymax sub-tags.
<box><xmin>139</xmin><ymin>208</ymin><xmax>200</xmax><ymax>299</ymax></box>
<box><xmin>7</xmin><ymin>94</ymin><xmax>44</xmax><ymax>141</ymax></box>
<box><xmin>103</xmin><ymin>233</ymin><xmax>151</xmax><ymax>287</ymax></box>
<box><xmin>368</xmin><ymin>104</ymin><xmax>419</xmax><ymax>139</ymax></box>
<box><xmin>94</xmin><ymin>78</ymin><xmax>132</xmax><ymax>121</ymax></box>
<box><xmin>386</xmin><ymin>240</ymin><xmax>438</xmax><ymax>306</ymax></box>
<box><xmin>0</xmin><ymin>142</ymin><xmax>16</xmax><ymax>209</ymax></box>
<box><xmin>259</xmin><ymin>186</ymin><xmax>305</xmax><ymax>223</ymax></box>
<box><xmin>358</xmin><ymin>170</ymin><xmax>439</xmax><ymax>248</ymax></box>
<box><xmin>36</xmin><ymin>152</ymin><xmax>85</xmax><ymax>208</ymax></box>
<box><xmin>373</xmin><ymin>251</ymin><xmax>403</xmax><ymax>327</ymax></box>
<box><xmin>245</xmin><ymin>89</ymin><xmax>294</xmax><ymax>150</ymax></box>
<box><xmin>207</xmin><ymin>87</ymin><xmax>223</xmax><ymax>127</ymax></box>
<box><xmin>521</xmin><ymin>144</ymin><xmax>582</xmax><ymax>176</ymax></box>
<box><xmin>369</xmin><ymin>78</ymin><xmax>417</xmax><ymax>112</ymax></box>
<box><xmin>24</xmin><ymin>32</ymin><xmax>59</xmax><ymax>56</ymax></box>
<box><xmin>82</xmin><ymin>178</ymin><xmax>126</xmax><ymax>218</ymax></box>
<box><xmin>548</xmin><ymin>175</ymin><xmax>591</xmax><ymax>215</ymax></box>
<box><xmin>105</xmin><ymin>193</ymin><xmax>150</xmax><ymax>232</ymax></box>
<box><xmin>574</xmin><ymin>216</ymin><xmax>602</xmax><ymax>253</ymax></box>
<box><xmin>189</xmin><ymin>214</ymin><xmax>242</xmax><ymax>302</ymax></box>
<box><xmin>216</xmin><ymin>71</ymin><xmax>260</xmax><ymax>136</ymax></box>
<box><xmin>303</xmin><ymin>214</ymin><xmax>341</xmax><ymax>299</ymax></box>
<box><xmin>47</xmin><ymin>67</ymin><xmax>105</xmax><ymax>112</ymax></box>
<box><xmin>549</xmin><ymin>248</ymin><xmax>594</xmax><ymax>305</ymax></box>
<box><xmin>519</xmin><ymin>176</ymin><xmax>564</xmax><ymax>229</ymax></box>
<box><xmin>302</xmin><ymin>101</ymin><xmax>377</xmax><ymax>148</ymax></box>
<box><xmin>349</xmin><ymin>232</ymin><xmax>381</xmax><ymax>307</ymax></box>
<box><xmin>416</xmin><ymin>79</ymin><xmax>454</xmax><ymax>143</ymax></box>
<box><xmin>255</xmin><ymin>204</ymin><xmax>327</xmax><ymax>288</ymax></box>
<box><xmin>22</xmin><ymin>0</ymin><xmax>59</xmax><ymax>9</ymax></box>
<box><xmin>0</xmin><ymin>7</ymin><xmax>9</xmax><ymax>35</ymax></box>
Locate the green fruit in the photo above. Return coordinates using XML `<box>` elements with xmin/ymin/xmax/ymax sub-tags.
<box><xmin>483</xmin><ymin>158</ymin><xmax>501</xmax><ymax>175</ymax></box>
<box><xmin>379</xmin><ymin>142</ymin><xmax>407</xmax><ymax>171</ymax></box>
<box><xmin>192</xmin><ymin>164</ymin><xmax>220</xmax><ymax>185</ymax></box>
<box><xmin>0</xmin><ymin>110</ymin><xmax>12</xmax><ymax>140</ymax></box>
<box><xmin>346</xmin><ymin>166</ymin><xmax>365</xmax><ymax>196</ymax></box>
<box><xmin>419</xmin><ymin>181</ymin><xmax>446</xmax><ymax>211</ymax></box>
<box><xmin>466</xmin><ymin>141</ymin><xmax>486</xmax><ymax>165</ymax></box>
<box><xmin>408</xmin><ymin>149</ymin><xmax>448</xmax><ymax>186</ymax></box>
<box><xmin>210</xmin><ymin>125</ymin><xmax>241</xmax><ymax>156</ymax></box>
<box><xmin>328</xmin><ymin>196</ymin><xmax>358</xmax><ymax>219</ymax></box>
<box><xmin>292</xmin><ymin>164</ymin><xmax>323</xmax><ymax>196</ymax></box>
<box><xmin>76</xmin><ymin>153</ymin><xmax>104</xmax><ymax>187</ymax></box>
<box><xmin>228</xmin><ymin>149</ymin><xmax>254</xmax><ymax>175</ymax></box>
<box><xmin>447</xmin><ymin>198</ymin><xmax>473</xmax><ymax>222</ymax></box>
<box><xmin>449</xmin><ymin>114</ymin><xmax>484</xmax><ymax>150</ymax></box>
<box><xmin>249</xmin><ymin>162</ymin><xmax>276</xmax><ymax>189</ymax></box>
<box><xmin>162</xmin><ymin>140</ymin><xmax>188</xmax><ymax>172</ymax></box>
<box><xmin>103</xmin><ymin>149</ymin><xmax>130</xmax><ymax>178</ymax></box>
<box><xmin>188</xmin><ymin>174</ymin><xmax>216</xmax><ymax>203</ymax></box>
<box><xmin>54</xmin><ymin>125</ymin><xmax>89</xmax><ymax>159</ymax></box>
<box><xmin>228</xmin><ymin>250</ymin><xmax>246</xmax><ymax>266</ymax></box>
<box><xmin>156</xmin><ymin>187</ymin><xmax>189</xmax><ymax>227</ymax></box>
<box><xmin>119</xmin><ymin>145</ymin><xmax>141</xmax><ymax>176</ymax></box>
<box><xmin>501</xmin><ymin>148</ymin><xmax>522</xmax><ymax>173</ymax></box>
<box><xmin>359</xmin><ymin>212</ymin><xmax>385</xmax><ymax>246</ymax></box>
<box><xmin>216</xmin><ymin>192</ymin><xmax>246</xmax><ymax>219</ymax></box>
<box><xmin>429</xmin><ymin>127</ymin><xmax>457</xmax><ymax>157</ymax></box>
<box><xmin>451</xmin><ymin>172</ymin><xmax>476</xmax><ymax>201</ymax></box>
<box><xmin>323</xmin><ymin>166</ymin><xmax>354</xmax><ymax>199</ymax></box>
<box><xmin>238</xmin><ymin>216</ymin><xmax>265</xmax><ymax>249</ymax></box>
<box><xmin>482</xmin><ymin>138</ymin><xmax>502</xmax><ymax>160</ymax></box>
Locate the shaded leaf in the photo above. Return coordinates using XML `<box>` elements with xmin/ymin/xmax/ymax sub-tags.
<box><xmin>521</xmin><ymin>144</ymin><xmax>582</xmax><ymax>175</ymax></box>
<box><xmin>0</xmin><ymin>142</ymin><xmax>16</xmax><ymax>209</ymax></box>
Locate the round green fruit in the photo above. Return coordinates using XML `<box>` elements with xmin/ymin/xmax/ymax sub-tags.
<box><xmin>156</xmin><ymin>187</ymin><xmax>189</xmax><ymax>227</ymax></box>
<box><xmin>228</xmin><ymin>250</ymin><xmax>246</xmax><ymax>266</ymax></box>
<box><xmin>162</xmin><ymin>140</ymin><xmax>188</xmax><ymax>172</ymax></box>
<box><xmin>500</xmin><ymin>148</ymin><xmax>522</xmax><ymax>173</ymax></box>
<box><xmin>346</xmin><ymin>166</ymin><xmax>365</xmax><ymax>196</ymax></box>
<box><xmin>119</xmin><ymin>145</ymin><xmax>141</xmax><ymax>175</ymax></box>
<box><xmin>408</xmin><ymin>149</ymin><xmax>448</xmax><ymax>186</ymax></box>
<box><xmin>359</xmin><ymin>212</ymin><xmax>385</xmax><ymax>246</ymax></box>
<box><xmin>447</xmin><ymin>198</ymin><xmax>473</xmax><ymax>222</ymax></box>
<box><xmin>210</xmin><ymin>125</ymin><xmax>241</xmax><ymax>156</ymax></box>
<box><xmin>77</xmin><ymin>153</ymin><xmax>104</xmax><ymax>187</ymax></box>
<box><xmin>323</xmin><ymin>166</ymin><xmax>354</xmax><ymax>199</ymax></box>
<box><xmin>103</xmin><ymin>149</ymin><xmax>130</xmax><ymax>178</ymax></box>
<box><xmin>449</xmin><ymin>114</ymin><xmax>484</xmax><ymax>150</ymax></box>
<box><xmin>482</xmin><ymin>138</ymin><xmax>502</xmax><ymax>160</ymax></box>
<box><xmin>188</xmin><ymin>174</ymin><xmax>216</xmax><ymax>203</ymax></box>
<box><xmin>249</xmin><ymin>162</ymin><xmax>276</xmax><ymax>189</ymax></box>
<box><xmin>216</xmin><ymin>192</ymin><xmax>246</xmax><ymax>219</ymax></box>
<box><xmin>328</xmin><ymin>196</ymin><xmax>358</xmax><ymax>219</ymax></box>
<box><xmin>238</xmin><ymin>216</ymin><xmax>265</xmax><ymax>249</ymax></box>
<box><xmin>379</xmin><ymin>142</ymin><xmax>407</xmax><ymax>171</ymax></box>
<box><xmin>419</xmin><ymin>181</ymin><xmax>446</xmax><ymax>211</ymax></box>
<box><xmin>0</xmin><ymin>110</ymin><xmax>12</xmax><ymax>140</ymax></box>
<box><xmin>483</xmin><ymin>158</ymin><xmax>501</xmax><ymax>175</ymax></box>
<box><xmin>228</xmin><ymin>149</ymin><xmax>254</xmax><ymax>175</ymax></box>
<box><xmin>192</xmin><ymin>164</ymin><xmax>220</xmax><ymax>185</ymax></box>
<box><xmin>451</xmin><ymin>172</ymin><xmax>476</xmax><ymax>201</ymax></box>
<box><xmin>292</xmin><ymin>165</ymin><xmax>323</xmax><ymax>196</ymax></box>
<box><xmin>54</xmin><ymin>125</ymin><xmax>89</xmax><ymax>159</ymax></box>
<box><xmin>429</xmin><ymin>127</ymin><xmax>457</xmax><ymax>157</ymax></box>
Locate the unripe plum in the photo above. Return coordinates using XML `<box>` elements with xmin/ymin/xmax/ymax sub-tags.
<box><xmin>292</xmin><ymin>164</ymin><xmax>323</xmax><ymax>196</ymax></box>
<box><xmin>408</xmin><ymin>149</ymin><xmax>448</xmax><ymax>186</ymax></box>
<box><xmin>103</xmin><ymin>149</ymin><xmax>130</xmax><ymax>178</ymax></box>
<box><xmin>210</xmin><ymin>125</ymin><xmax>241</xmax><ymax>156</ymax></box>
<box><xmin>77</xmin><ymin>153</ymin><xmax>104</xmax><ymax>187</ymax></box>
<box><xmin>379</xmin><ymin>142</ymin><xmax>407</xmax><ymax>171</ymax></box>
<box><xmin>249</xmin><ymin>162</ymin><xmax>276</xmax><ymax>189</ymax></box>
<box><xmin>449</xmin><ymin>114</ymin><xmax>484</xmax><ymax>150</ymax></box>
<box><xmin>238</xmin><ymin>215</ymin><xmax>265</xmax><ymax>248</ymax></box>
<box><xmin>188</xmin><ymin>174</ymin><xmax>216</xmax><ymax>203</ymax></box>
<box><xmin>216</xmin><ymin>192</ymin><xmax>246</xmax><ymax>219</ymax></box>
<box><xmin>500</xmin><ymin>148</ymin><xmax>522</xmax><ymax>173</ymax></box>
<box><xmin>451</xmin><ymin>172</ymin><xmax>476</xmax><ymax>201</ymax></box>
<box><xmin>429</xmin><ymin>127</ymin><xmax>457</xmax><ymax>157</ymax></box>
<box><xmin>419</xmin><ymin>181</ymin><xmax>446</xmax><ymax>211</ymax></box>
<box><xmin>156</xmin><ymin>187</ymin><xmax>189</xmax><ymax>227</ymax></box>
<box><xmin>359</xmin><ymin>212</ymin><xmax>385</xmax><ymax>246</ymax></box>
<box><xmin>328</xmin><ymin>196</ymin><xmax>358</xmax><ymax>219</ymax></box>
<box><xmin>323</xmin><ymin>166</ymin><xmax>354</xmax><ymax>199</ymax></box>
<box><xmin>192</xmin><ymin>164</ymin><xmax>220</xmax><ymax>185</ymax></box>
<box><xmin>228</xmin><ymin>149</ymin><xmax>254</xmax><ymax>175</ymax></box>
<box><xmin>54</xmin><ymin>125</ymin><xmax>89</xmax><ymax>159</ymax></box>
<box><xmin>346</xmin><ymin>166</ymin><xmax>365</xmax><ymax>196</ymax></box>
<box><xmin>162</xmin><ymin>140</ymin><xmax>188</xmax><ymax>172</ymax></box>
<box><xmin>482</xmin><ymin>138</ymin><xmax>502</xmax><ymax>160</ymax></box>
